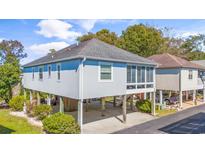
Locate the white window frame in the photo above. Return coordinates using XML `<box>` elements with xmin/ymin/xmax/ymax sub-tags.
<box><xmin>98</xmin><ymin>62</ymin><xmax>113</xmax><ymax>82</ymax></box>
<box><xmin>38</xmin><ymin>66</ymin><xmax>43</xmax><ymax>80</ymax></box>
<box><xmin>32</xmin><ymin>67</ymin><xmax>35</xmax><ymax>80</ymax></box>
<box><xmin>127</xmin><ymin>64</ymin><xmax>136</xmax><ymax>83</ymax></box>
<box><xmin>48</xmin><ymin>64</ymin><xmax>52</xmax><ymax>78</ymax></box>
<box><xmin>56</xmin><ymin>63</ymin><xmax>61</xmax><ymax>81</ymax></box>
<box><xmin>188</xmin><ymin>69</ymin><xmax>193</xmax><ymax>80</ymax></box>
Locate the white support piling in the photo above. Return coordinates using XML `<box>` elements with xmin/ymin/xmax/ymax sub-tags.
<box><xmin>59</xmin><ymin>96</ymin><xmax>64</xmax><ymax>113</ymax></box>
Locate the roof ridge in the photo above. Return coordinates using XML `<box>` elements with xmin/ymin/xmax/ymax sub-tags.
<box><xmin>166</xmin><ymin>53</ymin><xmax>183</xmax><ymax>67</ymax></box>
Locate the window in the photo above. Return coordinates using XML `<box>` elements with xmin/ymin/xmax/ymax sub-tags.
<box><xmin>48</xmin><ymin>65</ymin><xmax>51</xmax><ymax>78</ymax></box>
<box><xmin>137</xmin><ymin>66</ymin><xmax>145</xmax><ymax>83</ymax></box>
<box><xmin>100</xmin><ymin>63</ymin><xmax>112</xmax><ymax>81</ymax></box>
<box><xmin>146</xmin><ymin>67</ymin><xmax>154</xmax><ymax>82</ymax></box>
<box><xmin>127</xmin><ymin>65</ymin><xmax>136</xmax><ymax>83</ymax></box>
<box><xmin>188</xmin><ymin>70</ymin><xmax>193</xmax><ymax>79</ymax></box>
<box><xmin>146</xmin><ymin>84</ymin><xmax>153</xmax><ymax>88</ymax></box>
<box><xmin>32</xmin><ymin>67</ymin><xmax>34</xmax><ymax>79</ymax></box>
<box><xmin>39</xmin><ymin>67</ymin><xmax>43</xmax><ymax>80</ymax></box>
<box><xmin>57</xmin><ymin>64</ymin><xmax>61</xmax><ymax>80</ymax></box>
<box><xmin>137</xmin><ymin>85</ymin><xmax>145</xmax><ymax>89</ymax></box>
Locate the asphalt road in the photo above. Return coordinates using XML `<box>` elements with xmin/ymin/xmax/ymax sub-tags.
<box><xmin>115</xmin><ymin>104</ymin><xmax>205</xmax><ymax>134</ymax></box>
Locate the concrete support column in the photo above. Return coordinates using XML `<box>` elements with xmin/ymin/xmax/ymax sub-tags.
<box><xmin>23</xmin><ymin>89</ymin><xmax>27</xmax><ymax>113</ymax></box>
<box><xmin>151</xmin><ymin>92</ymin><xmax>156</xmax><ymax>116</ymax></box>
<box><xmin>29</xmin><ymin>91</ymin><xmax>33</xmax><ymax>102</ymax></box>
<box><xmin>78</xmin><ymin>99</ymin><xmax>83</xmax><ymax>132</ymax></box>
<box><xmin>59</xmin><ymin>96</ymin><xmax>64</xmax><ymax>113</ymax></box>
<box><xmin>185</xmin><ymin>91</ymin><xmax>189</xmax><ymax>100</ymax></box>
<box><xmin>101</xmin><ymin>97</ymin><xmax>106</xmax><ymax>116</ymax></box>
<box><xmin>37</xmin><ymin>92</ymin><xmax>40</xmax><ymax>105</ymax></box>
<box><xmin>47</xmin><ymin>94</ymin><xmax>51</xmax><ymax>105</ymax></box>
<box><xmin>159</xmin><ymin>90</ymin><xmax>163</xmax><ymax>109</ymax></box>
<box><xmin>203</xmin><ymin>88</ymin><xmax>205</xmax><ymax>103</ymax></box>
<box><xmin>113</xmin><ymin>96</ymin><xmax>116</xmax><ymax>107</ymax></box>
<box><xmin>193</xmin><ymin>90</ymin><xmax>196</xmax><ymax>105</ymax></box>
<box><xmin>85</xmin><ymin>99</ymin><xmax>89</xmax><ymax>112</ymax></box>
<box><xmin>149</xmin><ymin>92</ymin><xmax>152</xmax><ymax>101</ymax></box>
<box><xmin>144</xmin><ymin>92</ymin><xmax>147</xmax><ymax>100</ymax></box>
<box><xmin>179</xmin><ymin>91</ymin><xmax>183</xmax><ymax>108</ymax></box>
<box><xmin>122</xmin><ymin>95</ymin><xmax>127</xmax><ymax>123</ymax></box>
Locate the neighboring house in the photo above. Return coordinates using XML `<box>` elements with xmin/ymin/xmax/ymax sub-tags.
<box><xmin>148</xmin><ymin>53</ymin><xmax>205</xmax><ymax>108</ymax></box>
<box><xmin>22</xmin><ymin>38</ymin><xmax>157</xmax><ymax>129</ymax></box>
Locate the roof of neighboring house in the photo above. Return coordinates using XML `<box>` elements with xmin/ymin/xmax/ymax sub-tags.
<box><xmin>148</xmin><ymin>53</ymin><xmax>205</xmax><ymax>70</ymax></box>
<box><xmin>191</xmin><ymin>60</ymin><xmax>205</xmax><ymax>67</ymax></box>
<box><xmin>23</xmin><ymin>38</ymin><xmax>156</xmax><ymax>67</ymax></box>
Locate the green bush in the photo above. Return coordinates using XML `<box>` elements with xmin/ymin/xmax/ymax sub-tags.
<box><xmin>136</xmin><ymin>99</ymin><xmax>151</xmax><ymax>113</ymax></box>
<box><xmin>42</xmin><ymin>112</ymin><xmax>80</xmax><ymax>134</ymax></box>
<box><xmin>33</xmin><ymin>104</ymin><xmax>52</xmax><ymax>120</ymax></box>
<box><xmin>26</xmin><ymin>100</ymin><xmax>37</xmax><ymax>117</ymax></box>
<box><xmin>9</xmin><ymin>96</ymin><xmax>25</xmax><ymax>111</ymax></box>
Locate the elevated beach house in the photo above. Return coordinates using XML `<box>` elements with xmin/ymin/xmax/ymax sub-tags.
<box><xmin>148</xmin><ymin>53</ymin><xmax>205</xmax><ymax>109</ymax></box>
<box><xmin>22</xmin><ymin>38</ymin><xmax>157</xmax><ymax>129</ymax></box>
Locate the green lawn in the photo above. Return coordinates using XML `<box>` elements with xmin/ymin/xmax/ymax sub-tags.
<box><xmin>0</xmin><ymin>109</ymin><xmax>42</xmax><ymax>134</ymax></box>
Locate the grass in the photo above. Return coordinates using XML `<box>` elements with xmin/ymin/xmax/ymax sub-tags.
<box><xmin>0</xmin><ymin>109</ymin><xmax>42</xmax><ymax>134</ymax></box>
<box><xmin>156</xmin><ymin>109</ymin><xmax>177</xmax><ymax>117</ymax></box>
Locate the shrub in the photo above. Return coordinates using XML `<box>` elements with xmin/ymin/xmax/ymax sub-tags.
<box><xmin>136</xmin><ymin>99</ymin><xmax>151</xmax><ymax>113</ymax></box>
<box><xmin>33</xmin><ymin>104</ymin><xmax>52</xmax><ymax>120</ymax></box>
<box><xmin>42</xmin><ymin>112</ymin><xmax>80</xmax><ymax>134</ymax></box>
<box><xmin>26</xmin><ymin>100</ymin><xmax>37</xmax><ymax>117</ymax></box>
<box><xmin>9</xmin><ymin>96</ymin><xmax>25</xmax><ymax>111</ymax></box>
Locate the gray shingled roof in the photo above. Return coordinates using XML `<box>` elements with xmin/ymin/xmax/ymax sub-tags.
<box><xmin>23</xmin><ymin>38</ymin><xmax>157</xmax><ymax>67</ymax></box>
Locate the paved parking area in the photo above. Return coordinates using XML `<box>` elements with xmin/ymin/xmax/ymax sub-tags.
<box><xmin>83</xmin><ymin>111</ymin><xmax>156</xmax><ymax>134</ymax></box>
<box><xmin>115</xmin><ymin>104</ymin><xmax>205</xmax><ymax>134</ymax></box>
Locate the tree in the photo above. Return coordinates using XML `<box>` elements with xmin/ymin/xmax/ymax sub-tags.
<box><xmin>0</xmin><ymin>40</ymin><xmax>25</xmax><ymax>103</ymax></box>
<box><xmin>0</xmin><ymin>40</ymin><xmax>27</xmax><ymax>63</ymax></box>
<box><xmin>181</xmin><ymin>34</ymin><xmax>205</xmax><ymax>52</ymax></box>
<box><xmin>0</xmin><ymin>56</ymin><xmax>21</xmax><ymax>103</ymax></box>
<box><xmin>77</xmin><ymin>29</ymin><xmax>118</xmax><ymax>45</ymax></box>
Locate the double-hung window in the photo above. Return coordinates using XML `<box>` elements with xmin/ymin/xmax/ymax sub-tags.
<box><xmin>146</xmin><ymin>67</ymin><xmax>154</xmax><ymax>82</ymax></box>
<box><xmin>48</xmin><ymin>65</ymin><xmax>51</xmax><ymax>78</ymax></box>
<box><xmin>57</xmin><ymin>64</ymin><xmax>61</xmax><ymax>80</ymax></box>
<box><xmin>188</xmin><ymin>70</ymin><xmax>193</xmax><ymax>79</ymax></box>
<box><xmin>39</xmin><ymin>67</ymin><xmax>43</xmax><ymax>80</ymax></box>
<box><xmin>137</xmin><ymin>66</ymin><xmax>145</xmax><ymax>83</ymax></box>
<box><xmin>99</xmin><ymin>63</ymin><xmax>112</xmax><ymax>81</ymax></box>
<box><xmin>127</xmin><ymin>65</ymin><xmax>136</xmax><ymax>83</ymax></box>
<box><xmin>32</xmin><ymin>67</ymin><xmax>35</xmax><ymax>79</ymax></box>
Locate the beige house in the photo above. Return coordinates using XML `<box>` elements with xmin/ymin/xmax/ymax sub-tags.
<box><xmin>148</xmin><ymin>53</ymin><xmax>205</xmax><ymax>108</ymax></box>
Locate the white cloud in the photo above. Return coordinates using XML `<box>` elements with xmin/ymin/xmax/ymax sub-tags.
<box><xmin>77</xmin><ymin>19</ymin><xmax>98</xmax><ymax>32</ymax></box>
<box><xmin>36</xmin><ymin>20</ymin><xmax>81</xmax><ymax>40</ymax></box>
<box><xmin>74</xmin><ymin>19</ymin><xmax>131</xmax><ymax>32</ymax></box>
<box><xmin>180</xmin><ymin>32</ymin><xmax>199</xmax><ymax>38</ymax></box>
<box><xmin>29</xmin><ymin>41</ymin><xmax>69</xmax><ymax>56</ymax></box>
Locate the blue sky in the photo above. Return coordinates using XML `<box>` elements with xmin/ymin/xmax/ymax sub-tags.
<box><xmin>1</xmin><ymin>19</ymin><xmax>205</xmax><ymax>65</ymax></box>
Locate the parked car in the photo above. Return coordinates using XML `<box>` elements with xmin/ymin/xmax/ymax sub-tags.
<box><xmin>164</xmin><ymin>96</ymin><xmax>179</xmax><ymax>105</ymax></box>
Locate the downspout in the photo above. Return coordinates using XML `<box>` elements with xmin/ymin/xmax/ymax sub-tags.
<box><xmin>79</xmin><ymin>57</ymin><xmax>86</xmax><ymax>100</ymax></box>
<box><xmin>179</xmin><ymin>67</ymin><xmax>182</xmax><ymax>108</ymax></box>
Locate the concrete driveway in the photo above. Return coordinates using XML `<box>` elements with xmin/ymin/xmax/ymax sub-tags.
<box><xmin>83</xmin><ymin>111</ymin><xmax>156</xmax><ymax>134</ymax></box>
<box><xmin>115</xmin><ymin>104</ymin><xmax>205</xmax><ymax>134</ymax></box>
